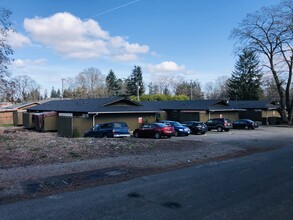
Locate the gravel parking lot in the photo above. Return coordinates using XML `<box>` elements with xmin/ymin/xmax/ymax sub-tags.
<box><xmin>173</xmin><ymin>126</ymin><xmax>293</xmax><ymax>147</ymax></box>
<box><xmin>0</xmin><ymin>125</ymin><xmax>292</xmax><ymax>203</ymax></box>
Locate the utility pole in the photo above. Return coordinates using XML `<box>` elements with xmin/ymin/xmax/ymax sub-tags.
<box><xmin>190</xmin><ymin>80</ymin><xmax>193</xmax><ymax>100</ymax></box>
<box><xmin>136</xmin><ymin>82</ymin><xmax>140</xmax><ymax>101</ymax></box>
<box><xmin>62</xmin><ymin>78</ymin><xmax>65</xmax><ymax>99</ymax></box>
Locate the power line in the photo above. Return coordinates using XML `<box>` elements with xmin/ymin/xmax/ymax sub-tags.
<box><xmin>90</xmin><ymin>0</ymin><xmax>140</xmax><ymax>18</ymax></box>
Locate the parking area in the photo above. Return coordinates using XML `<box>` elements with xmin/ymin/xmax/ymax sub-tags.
<box><xmin>170</xmin><ymin>126</ymin><xmax>293</xmax><ymax>150</ymax></box>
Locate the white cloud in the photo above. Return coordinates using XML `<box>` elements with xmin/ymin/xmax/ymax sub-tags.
<box><xmin>23</xmin><ymin>12</ymin><xmax>149</xmax><ymax>61</ymax></box>
<box><xmin>13</xmin><ymin>58</ymin><xmax>47</xmax><ymax>67</ymax></box>
<box><xmin>7</xmin><ymin>30</ymin><xmax>31</xmax><ymax>48</ymax></box>
<box><xmin>147</xmin><ymin>61</ymin><xmax>186</xmax><ymax>73</ymax></box>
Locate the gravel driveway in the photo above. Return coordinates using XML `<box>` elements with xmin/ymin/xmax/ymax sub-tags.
<box><xmin>0</xmin><ymin>126</ymin><xmax>292</xmax><ymax>204</ymax></box>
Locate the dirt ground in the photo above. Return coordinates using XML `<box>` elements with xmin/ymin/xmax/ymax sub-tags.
<box><xmin>0</xmin><ymin>126</ymin><xmax>204</xmax><ymax>169</ymax></box>
<box><xmin>1</xmin><ymin>125</ymin><xmax>291</xmax><ymax>204</ymax></box>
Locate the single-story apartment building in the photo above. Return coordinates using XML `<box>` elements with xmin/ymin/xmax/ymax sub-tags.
<box><xmin>25</xmin><ymin>97</ymin><xmax>281</xmax><ymax>137</ymax></box>
<box><xmin>140</xmin><ymin>99</ymin><xmax>280</xmax><ymax>123</ymax></box>
<box><xmin>26</xmin><ymin>97</ymin><xmax>163</xmax><ymax>137</ymax></box>
<box><xmin>0</xmin><ymin>102</ymin><xmax>41</xmax><ymax>126</ymax></box>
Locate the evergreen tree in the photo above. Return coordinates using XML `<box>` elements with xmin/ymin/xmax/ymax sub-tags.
<box><xmin>106</xmin><ymin>69</ymin><xmax>121</xmax><ymax>97</ymax></box>
<box><xmin>227</xmin><ymin>49</ymin><xmax>263</xmax><ymax>100</ymax></box>
<box><xmin>56</xmin><ymin>89</ymin><xmax>61</xmax><ymax>98</ymax></box>
<box><xmin>50</xmin><ymin>87</ymin><xmax>58</xmax><ymax>98</ymax></box>
<box><xmin>126</xmin><ymin>65</ymin><xmax>145</xmax><ymax>96</ymax></box>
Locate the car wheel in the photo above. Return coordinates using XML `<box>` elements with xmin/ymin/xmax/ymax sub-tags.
<box><xmin>245</xmin><ymin>125</ymin><xmax>249</xmax><ymax>130</ymax></box>
<box><xmin>100</xmin><ymin>133</ymin><xmax>107</xmax><ymax>138</ymax></box>
<box><xmin>217</xmin><ymin>126</ymin><xmax>223</xmax><ymax>132</ymax></box>
<box><xmin>225</xmin><ymin>129</ymin><xmax>230</xmax><ymax>132</ymax></box>
<box><xmin>201</xmin><ymin>132</ymin><xmax>206</xmax><ymax>135</ymax></box>
<box><xmin>154</xmin><ymin>132</ymin><xmax>161</xmax><ymax>139</ymax></box>
<box><xmin>174</xmin><ymin>131</ymin><xmax>179</xmax><ymax>137</ymax></box>
<box><xmin>134</xmin><ymin>132</ymin><xmax>139</xmax><ymax>138</ymax></box>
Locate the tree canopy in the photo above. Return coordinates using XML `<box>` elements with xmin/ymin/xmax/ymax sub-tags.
<box><xmin>230</xmin><ymin>0</ymin><xmax>293</xmax><ymax>123</ymax></box>
<box><xmin>227</xmin><ymin>49</ymin><xmax>263</xmax><ymax>100</ymax></box>
<box><xmin>106</xmin><ymin>69</ymin><xmax>122</xmax><ymax>97</ymax></box>
<box><xmin>0</xmin><ymin>7</ymin><xmax>14</xmax><ymax>101</ymax></box>
<box><xmin>126</xmin><ymin>65</ymin><xmax>145</xmax><ymax>97</ymax></box>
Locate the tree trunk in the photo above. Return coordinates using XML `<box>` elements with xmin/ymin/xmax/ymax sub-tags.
<box><xmin>271</xmin><ymin>63</ymin><xmax>288</xmax><ymax>124</ymax></box>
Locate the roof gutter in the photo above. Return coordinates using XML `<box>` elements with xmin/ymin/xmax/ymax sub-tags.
<box><xmin>88</xmin><ymin>110</ymin><xmax>164</xmax><ymax>114</ymax></box>
<box><xmin>208</xmin><ymin>109</ymin><xmax>246</xmax><ymax>112</ymax></box>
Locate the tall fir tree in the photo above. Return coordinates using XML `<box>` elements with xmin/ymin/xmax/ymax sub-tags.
<box><xmin>227</xmin><ymin>49</ymin><xmax>263</xmax><ymax>100</ymax></box>
<box><xmin>50</xmin><ymin>86</ymin><xmax>59</xmax><ymax>98</ymax></box>
<box><xmin>126</xmin><ymin>65</ymin><xmax>145</xmax><ymax>96</ymax></box>
<box><xmin>106</xmin><ymin>69</ymin><xmax>121</xmax><ymax>97</ymax></box>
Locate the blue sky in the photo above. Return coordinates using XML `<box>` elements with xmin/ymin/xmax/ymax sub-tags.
<box><xmin>1</xmin><ymin>0</ymin><xmax>280</xmax><ymax>95</ymax></box>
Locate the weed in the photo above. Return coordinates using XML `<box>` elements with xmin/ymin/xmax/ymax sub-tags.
<box><xmin>0</xmin><ymin>136</ymin><xmax>10</xmax><ymax>142</ymax></box>
<box><xmin>69</xmin><ymin>151</ymin><xmax>81</xmax><ymax>158</ymax></box>
<box><xmin>0</xmin><ymin>124</ymin><xmax>13</xmax><ymax>128</ymax></box>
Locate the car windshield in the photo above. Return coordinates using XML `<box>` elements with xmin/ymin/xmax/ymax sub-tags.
<box><xmin>155</xmin><ymin>123</ymin><xmax>167</xmax><ymax>128</ymax></box>
<box><xmin>171</xmin><ymin>122</ymin><xmax>182</xmax><ymax>126</ymax></box>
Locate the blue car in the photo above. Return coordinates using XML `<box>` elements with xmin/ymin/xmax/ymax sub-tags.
<box><xmin>84</xmin><ymin>122</ymin><xmax>130</xmax><ymax>138</ymax></box>
<box><xmin>159</xmin><ymin>120</ymin><xmax>191</xmax><ymax>136</ymax></box>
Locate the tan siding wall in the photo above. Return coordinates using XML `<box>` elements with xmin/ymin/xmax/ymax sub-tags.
<box><xmin>159</xmin><ymin>112</ymin><xmax>168</xmax><ymax>121</ymax></box>
<box><xmin>94</xmin><ymin>113</ymin><xmax>158</xmax><ymax>131</ymax></box>
<box><xmin>0</xmin><ymin>111</ymin><xmax>13</xmax><ymax>125</ymax></box>
<box><xmin>58</xmin><ymin>117</ymin><xmax>92</xmax><ymax>137</ymax></box>
<box><xmin>13</xmin><ymin>111</ymin><xmax>24</xmax><ymax>126</ymax></box>
<box><xmin>43</xmin><ymin>116</ymin><xmax>58</xmax><ymax>131</ymax></box>
<box><xmin>72</xmin><ymin>117</ymin><xmax>92</xmax><ymax>137</ymax></box>
<box><xmin>208</xmin><ymin>112</ymin><xmax>239</xmax><ymax>122</ymax></box>
<box><xmin>199</xmin><ymin>112</ymin><xmax>209</xmax><ymax>122</ymax></box>
<box><xmin>262</xmin><ymin>110</ymin><xmax>280</xmax><ymax>117</ymax></box>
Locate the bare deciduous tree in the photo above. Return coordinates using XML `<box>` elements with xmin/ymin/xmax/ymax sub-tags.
<box><xmin>72</xmin><ymin>67</ymin><xmax>105</xmax><ymax>98</ymax></box>
<box><xmin>204</xmin><ymin>76</ymin><xmax>229</xmax><ymax>100</ymax></box>
<box><xmin>230</xmin><ymin>0</ymin><xmax>293</xmax><ymax>123</ymax></box>
<box><xmin>13</xmin><ymin>75</ymin><xmax>40</xmax><ymax>101</ymax></box>
<box><xmin>0</xmin><ymin>7</ymin><xmax>14</xmax><ymax>101</ymax></box>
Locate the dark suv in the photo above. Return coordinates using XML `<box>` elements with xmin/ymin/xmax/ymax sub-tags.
<box><xmin>84</xmin><ymin>122</ymin><xmax>130</xmax><ymax>138</ymax></box>
<box><xmin>205</xmin><ymin>118</ymin><xmax>232</xmax><ymax>132</ymax></box>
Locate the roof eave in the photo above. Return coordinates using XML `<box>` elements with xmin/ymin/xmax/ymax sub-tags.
<box><xmin>88</xmin><ymin>110</ymin><xmax>164</xmax><ymax>114</ymax></box>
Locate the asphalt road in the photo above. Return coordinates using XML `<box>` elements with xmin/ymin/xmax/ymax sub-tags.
<box><xmin>1</xmin><ymin>141</ymin><xmax>292</xmax><ymax>219</ymax></box>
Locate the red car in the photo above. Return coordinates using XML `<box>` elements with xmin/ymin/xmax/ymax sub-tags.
<box><xmin>133</xmin><ymin>123</ymin><xmax>175</xmax><ymax>139</ymax></box>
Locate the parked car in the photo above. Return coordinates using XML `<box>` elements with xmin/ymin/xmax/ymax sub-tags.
<box><xmin>159</xmin><ymin>120</ymin><xmax>191</xmax><ymax>136</ymax></box>
<box><xmin>84</xmin><ymin>122</ymin><xmax>130</xmax><ymax>138</ymax></box>
<box><xmin>232</xmin><ymin>119</ymin><xmax>259</xmax><ymax>129</ymax></box>
<box><xmin>205</xmin><ymin>118</ymin><xmax>232</xmax><ymax>132</ymax></box>
<box><xmin>181</xmin><ymin>121</ymin><xmax>208</xmax><ymax>134</ymax></box>
<box><xmin>133</xmin><ymin>123</ymin><xmax>175</xmax><ymax>139</ymax></box>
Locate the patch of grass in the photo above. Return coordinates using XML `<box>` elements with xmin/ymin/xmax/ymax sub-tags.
<box><xmin>69</xmin><ymin>151</ymin><xmax>81</xmax><ymax>158</ymax></box>
<box><xmin>0</xmin><ymin>135</ymin><xmax>10</xmax><ymax>141</ymax></box>
<box><xmin>6</xmin><ymin>146</ymin><xmax>14</xmax><ymax>151</ymax></box>
<box><xmin>0</xmin><ymin>124</ymin><xmax>13</xmax><ymax>127</ymax></box>
<box><xmin>31</xmin><ymin>147</ymin><xmax>41</xmax><ymax>152</ymax></box>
